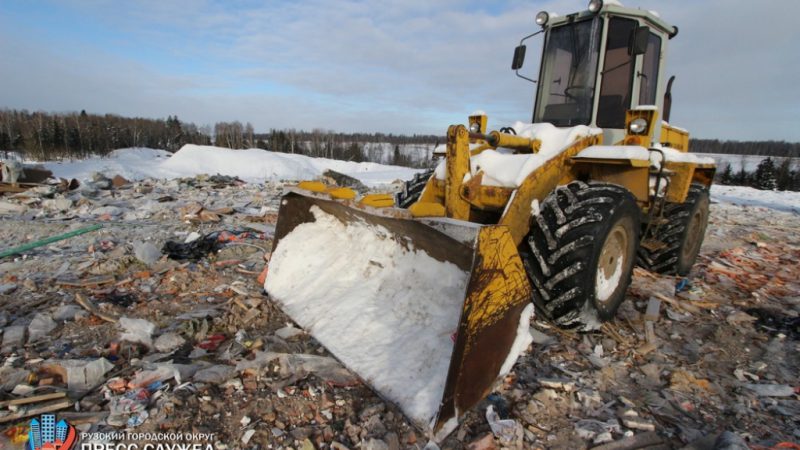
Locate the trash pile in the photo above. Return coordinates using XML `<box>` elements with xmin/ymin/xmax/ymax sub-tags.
<box><xmin>1</xmin><ymin>173</ymin><xmax>798</xmax><ymax>449</ymax></box>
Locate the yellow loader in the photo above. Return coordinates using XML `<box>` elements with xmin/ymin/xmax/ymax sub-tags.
<box><xmin>264</xmin><ymin>0</ymin><xmax>716</xmax><ymax>440</ymax></box>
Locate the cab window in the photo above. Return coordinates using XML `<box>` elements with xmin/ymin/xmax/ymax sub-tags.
<box><xmin>596</xmin><ymin>17</ymin><xmax>637</xmax><ymax>128</ymax></box>
<box><xmin>638</xmin><ymin>32</ymin><xmax>662</xmax><ymax>106</ymax></box>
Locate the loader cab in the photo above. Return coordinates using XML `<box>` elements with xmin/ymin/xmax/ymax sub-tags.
<box><xmin>521</xmin><ymin>1</ymin><xmax>677</xmax><ymax>145</ymax></box>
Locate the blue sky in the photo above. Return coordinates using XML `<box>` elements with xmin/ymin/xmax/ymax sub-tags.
<box><xmin>1</xmin><ymin>0</ymin><xmax>798</xmax><ymax>141</ymax></box>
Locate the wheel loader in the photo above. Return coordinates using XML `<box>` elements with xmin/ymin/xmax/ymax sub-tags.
<box><xmin>264</xmin><ymin>0</ymin><xmax>716</xmax><ymax>441</ymax></box>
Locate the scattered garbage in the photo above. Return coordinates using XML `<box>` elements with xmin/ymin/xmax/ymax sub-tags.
<box><xmin>118</xmin><ymin>316</ymin><xmax>156</xmax><ymax>348</ymax></box>
<box><xmin>27</xmin><ymin>313</ymin><xmax>57</xmax><ymax>342</ymax></box>
<box><xmin>0</xmin><ymin>172</ymin><xmax>797</xmax><ymax>447</ymax></box>
<box><xmin>132</xmin><ymin>240</ymin><xmax>162</xmax><ymax>266</ymax></box>
<box><xmin>162</xmin><ymin>233</ymin><xmax>221</xmax><ymax>260</ymax></box>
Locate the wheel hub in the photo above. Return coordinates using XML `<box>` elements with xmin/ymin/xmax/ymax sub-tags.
<box><xmin>682</xmin><ymin>207</ymin><xmax>707</xmax><ymax>262</ymax></box>
<box><xmin>596</xmin><ymin>223</ymin><xmax>629</xmax><ymax>303</ymax></box>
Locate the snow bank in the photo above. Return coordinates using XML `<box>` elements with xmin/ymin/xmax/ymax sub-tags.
<box><xmin>265</xmin><ymin>205</ymin><xmax>469</xmax><ymax>427</ymax></box>
<box><xmin>41</xmin><ymin>148</ymin><xmax>173</xmax><ymax>181</ymax></box>
<box><xmin>39</xmin><ymin>145</ymin><xmax>421</xmax><ymax>188</ymax></box>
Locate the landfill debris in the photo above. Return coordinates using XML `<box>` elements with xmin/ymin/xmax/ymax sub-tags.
<box><xmin>132</xmin><ymin>240</ymin><xmax>162</xmax><ymax>266</ymax></box>
<box><xmin>118</xmin><ymin>316</ymin><xmax>156</xmax><ymax>348</ymax></box>
<box><xmin>27</xmin><ymin>313</ymin><xmax>56</xmax><ymax>342</ymax></box>
<box><xmin>41</xmin><ymin>358</ymin><xmax>114</xmax><ymax>393</ymax></box>
<box><xmin>744</xmin><ymin>383</ymin><xmax>796</xmax><ymax>397</ymax></box>
<box><xmin>0</xmin><ymin>173</ymin><xmax>797</xmax><ymax>447</ymax></box>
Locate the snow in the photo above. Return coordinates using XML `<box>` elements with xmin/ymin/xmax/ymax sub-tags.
<box><xmin>41</xmin><ymin>148</ymin><xmax>173</xmax><ymax>181</ymax></box>
<box><xmin>576</xmin><ymin>145</ymin><xmax>716</xmax><ymax>167</ymax></box>
<box><xmin>264</xmin><ymin>205</ymin><xmax>470</xmax><ymax>428</ymax></box>
<box><xmin>595</xmin><ymin>257</ymin><xmax>623</xmax><ymax>302</ymax></box>
<box><xmin>37</xmin><ymin>145</ymin><xmax>421</xmax><ymax>188</ymax></box>
<box><xmin>435</xmin><ymin>122</ymin><xmax>602</xmax><ymax>188</ymax></box>
<box><xmin>703</xmin><ymin>153</ymin><xmax>798</xmax><ymax>173</ymax></box>
<box><xmin>633</xmin><ymin>105</ymin><xmax>658</xmax><ymax>111</ymax></box>
<box><xmin>498</xmin><ymin>304</ymin><xmax>534</xmax><ymax>377</ymax></box>
<box><xmin>656</xmin><ymin>146</ymin><xmax>716</xmax><ymax>165</ymax></box>
<box><xmin>711</xmin><ymin>185</ymin><xmax>800</xmax><ymax>214</ymax></box>
<box><xmin>575</xmin><ymin>145</ymin><xmax>651</xmax><ymax>161</ymax></box>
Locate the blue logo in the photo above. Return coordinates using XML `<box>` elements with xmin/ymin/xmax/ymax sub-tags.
<box><xmin>27</xmin><ymin>414</ymin><xmax>76</xmax><ymax>450</ymax></box>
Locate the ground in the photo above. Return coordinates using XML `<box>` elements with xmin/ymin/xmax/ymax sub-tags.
<box><xmin>0</xmin><ymin>173</ymin><xmax>798</xmax><ymax>450</ymax></box>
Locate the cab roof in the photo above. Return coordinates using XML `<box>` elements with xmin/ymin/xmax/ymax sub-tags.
<box><xmin>546</xmin><ymin>3</ymin><xmax>677</xmax><ymax>38</ymax></box>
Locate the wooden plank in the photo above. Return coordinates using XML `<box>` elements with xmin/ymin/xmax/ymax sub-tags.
<box><xmin>0</xmin><ymin>392</ymin><xmax>66</xmax><ymax>408</ymax></box>
<box><xmin>0</xmin><ymin>399</ymin><xmax>73</xmax><ymax>423</ymax></box>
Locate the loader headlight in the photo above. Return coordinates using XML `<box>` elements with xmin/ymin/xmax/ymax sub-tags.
<box><xmin>469</xmin><ymin>122</ymin><xmax>481</xmax><ymax>133</ymax></box>
<box><xmin>629</xmin><ymin>118</ymin><xmax>648</xmax><ymax>134</ymax></box>
<box><xmin>535</xmin><ymin>11</ymin><xmax>549</xmax><ymax>26</ymax></box>
<box><xmin>588</xmin><ymin>0</ymin><xmax>603</xmax><ymax>13</ymax></box>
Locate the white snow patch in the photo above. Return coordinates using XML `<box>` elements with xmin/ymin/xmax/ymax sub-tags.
<box><xmin>633</xmin><ymin>105</ymin><xmax>658</xmax><ymax>111</ymax></box>
<box><xmin>530</xmin><ymin>199</ymin><xmax>541</xmax><ymax>217</ymax></box>
<box><xmin>575</xmin><ymin>145</ymin><xmax>651</xmax><ymax>161</ymax></box>
<box><xmin>438</xmin><ymin>122</ymin><xmax>602</xmax><ymax>188</ymax></box>
<box><xmin>498</xmin><ymin>304</ymin><xmax>535</xmax><ymax>377</ymax></box>
<box><xmin>433</xmin><ymin>415</ymin><xmax>460</xmax><ymax>442</ymax></box>
<box><xmin>38</xmin><ymin>145</ymin><xmax>421</xmax><ymax>188</ymax></box>
<box><xmin>701</xmin><ymin>153</ymin><xmax>798</xmax><ymax>173</ymax></box>
<box><xmin>595</xmin><ymin>257</ymin><xmax>623</xmax><ymax>303</ymax></box>
<box><xmin>471</xmin><ymin>110</ymin><xmax>487</xmax><ymax>116</ymax></box>
<box><xmin>264</xmin><ymin>206</ymin><xmax>469</xmax><ymax>427</ymax></box>
<box><xmin>656</xmin><ymin>146</ymin><xmax>715</xmax><ymax>165</ymax></box>
<box><xmin>711</xmin><ymin>185</ymin><xmax>800</xmax><ymax>214</ymax></box>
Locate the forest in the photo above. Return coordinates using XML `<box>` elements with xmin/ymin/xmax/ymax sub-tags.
<box><xmin>1</xmin><ymin>108</ymin><xmax>798</xmax><ymax>188</ymax></box>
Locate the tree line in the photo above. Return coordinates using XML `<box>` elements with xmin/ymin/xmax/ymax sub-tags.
<box><xmin>691</xmin><ymin>139</ymin><xmax>800</xmax><ymax>158</ymax></box>
<box><xmin>0</xmin><ymin>109</ymin><xmax>211</xmax><ymax>160</ymax></box>
<box><xmin>1</xmin><ymin>109</ymin><xmax>439</xmax><ymax>167</ymax></box>
<box><xmin>3</xmin><ymin>108</ymin><xmax>799</xmax><ymax>172</ymax></box>
<box><xmin>717</xmin><ymin>157</ymin><xmax>800</xmax><ymax>191</ymax></box>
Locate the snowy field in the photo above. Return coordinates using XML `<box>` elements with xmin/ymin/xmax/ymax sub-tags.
<box><xmin>9</xmin><ymin>146</ymin><xmax>799</xmax><ymax>214</ymax></box>
<box><xmin>710</xmin><ymin>185</ymin><xmax>800</xmax><ymax>214</ymax></box>
<box><xmin>35</xmin><ymin>145</ymin><xmax>422</xmax><ymax>188</ymax></box>
<box><xmin>701</xmin><ymin>152</ymin><xmax>799</xmax><ymax>172</ymax></box>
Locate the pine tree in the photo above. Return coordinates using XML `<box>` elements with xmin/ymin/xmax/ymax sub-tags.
<box><xmin>719</xmin><ymin>164</ymin><xmax>733</xmax><ymax>185</ymax></box>
<box><xmin>734</xmin><ymin>166</ymin><xmax>749</xmax><ymax>186</ymax></box>
<box><xmin>753</xmin><ymin>157</ymin><xmax>777</xmax><ymax>190</ymax></box>
<box><xmin>776</xmin><ymin>159</ymin><xmax>792</xmax><ymax>191</ymax></box>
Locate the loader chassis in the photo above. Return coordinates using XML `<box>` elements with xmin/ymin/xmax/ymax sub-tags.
<box><xmin>266</xmin><ymin>1</ymin><xmax>715</xmax><ymax>441</ymax></box>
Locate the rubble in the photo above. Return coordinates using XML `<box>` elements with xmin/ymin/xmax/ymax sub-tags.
<box><xmin>0</xmin><ymin>174</ymin><xmax>798</xmax><ymax>449</ymax></box>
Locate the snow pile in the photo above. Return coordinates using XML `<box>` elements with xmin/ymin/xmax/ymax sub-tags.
<box><xmin>265</xmin><ymin>205</ymin><xmax>469</xmax><ymax>427</ymax></box>
<box><xmin>435</xmin><ymin>122</ymin><xmax>602</xmax><ymax>188</ymax></box>
<box><xmin>40</xmin><ymin>145</ymin><xmax>421</xmax><ymax>187</ymax></box>
<box><xmin>42</xmin><ymin>148</ymin><xmax>173</xmax><ymax>181</ymax></box>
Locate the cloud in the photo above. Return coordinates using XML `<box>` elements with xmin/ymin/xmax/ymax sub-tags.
<box><xmin>0</xmin><ymin>0</ymin><xmax>798</xmax><ymax>140</ymax></box>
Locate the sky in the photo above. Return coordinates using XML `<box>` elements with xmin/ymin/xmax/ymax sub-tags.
<box><xmin>0</xmin><ymin>0</ymin><xmax>798</xmax><ymax>141</ymax></box>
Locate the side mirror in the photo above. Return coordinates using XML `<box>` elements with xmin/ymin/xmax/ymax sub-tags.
<box><xmin>629</xmin><ymin>26</ymin><xmax>650</xmax><ymax>56</ymax></box>
<box><xmin>512</xmin><ymin>45</ymin><xmax>527</xmax><ymax>70</ymax></box>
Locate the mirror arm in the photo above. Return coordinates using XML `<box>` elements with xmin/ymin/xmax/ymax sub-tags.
<box><xmin>514</xmin><ymin>29</ymin><xmax>544</xmax><ymax>84</ymax></box>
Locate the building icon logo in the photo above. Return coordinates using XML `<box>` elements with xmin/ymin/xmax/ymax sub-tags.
<box><xmin>28</xmin><ymin>414</ymin><xmax>77</xmax><ymax>450</ymax></box>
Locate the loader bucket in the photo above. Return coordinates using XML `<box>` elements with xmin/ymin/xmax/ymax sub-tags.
<box><xmin>265</xmin><ymin>190</ymin><xmax>534</xmax><ymax>439</ymax></box>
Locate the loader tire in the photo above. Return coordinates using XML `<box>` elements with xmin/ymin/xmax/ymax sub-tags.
<box><xmin>523</xmin><ymin>181</ymin><xmax>640</xmax><ymax>328</ymax></box>
<box><xmin>638</xmin><ymin>184</ymin><xmax>710</xmax><ymax>276</ymax></box>
<box><xmin>395</xmin><ymin>169</ymin><xmax>434</xmax><ymax>209</ymax></box>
